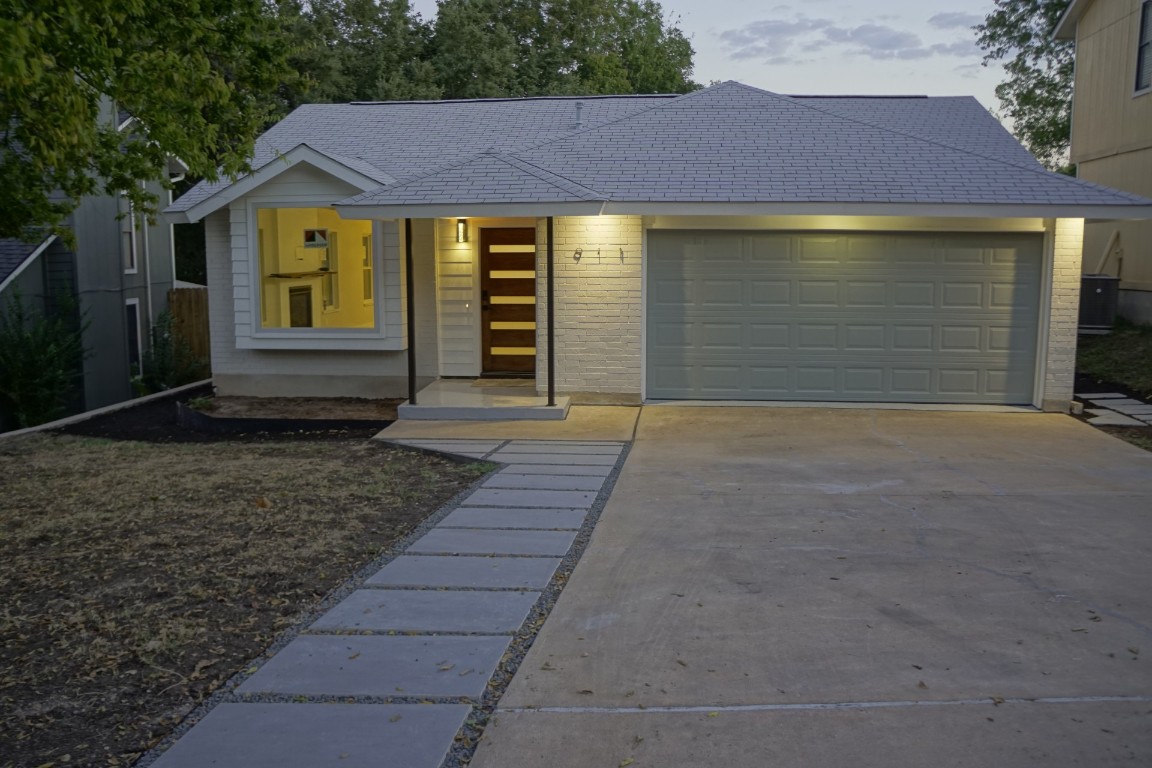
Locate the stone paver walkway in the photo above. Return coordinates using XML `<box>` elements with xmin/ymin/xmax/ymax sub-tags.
<box><xmin>1076</xmin><ymin>391</ymin><xmax>1152</xmax><ymax>427</ymax></box>
<box><xmin>146</xmin><ymin>438</ymin><xmax>626</xmax><ymax>768</ymax></box>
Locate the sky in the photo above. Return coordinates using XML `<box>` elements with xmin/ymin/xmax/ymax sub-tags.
<box><xmin>407</xmin><ymin>0</ymin><xmax>1007</xmax><ymax>113</ymax></box>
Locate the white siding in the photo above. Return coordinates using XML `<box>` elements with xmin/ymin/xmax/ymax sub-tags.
<box><xmin>230</xmin><ymin>163</ymin><xmax>404</xmax><ymax>351</ymax></box>
<box><xmin>434</xmin><ymin>217</ymin><xmax>537</xmax><ymax>378</ymax></box>
<box><xmin>203</xmin><ymin>162</ymin><xmax>441</xmax><ymax>398</ymax></box>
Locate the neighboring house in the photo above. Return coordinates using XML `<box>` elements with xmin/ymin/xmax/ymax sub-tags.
<box><xmin>1056</xmin><ymin>0</ymin><xmax>1152</xmax><ymax>323</ymax></box>
<box><xmin>167</xmin><ymin>81</ymin><xmax>1152</xmax><ymax>412</ymax></box>
<box><xmin>0</xmin><ymin>104</ymin><xmax>180</xmax><ymax>427</ymax></box>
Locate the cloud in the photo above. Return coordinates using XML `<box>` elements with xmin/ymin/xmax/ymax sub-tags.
<box><xmin>928</xmin><ymin>12</ymin><xmax>983</xmax><ymax>30</ymax></box>
<box><xmin>824</xmin><ymin>23</ymin><xmax>922</xmax><ymax>59</ymax></box>
<box><xmin>719</xmin><ymin>17</ymin><xmax>834</xmax><ymax>60</ymax></box>
<box><xmin>719</xmin><ymin>17</ymin><xmax>982</xmax><ymax>64</ymax></box>
<box><xmin>953</xmin><ymin>63</ymin><xmax>983</xmax><ymax>79</ymax></box>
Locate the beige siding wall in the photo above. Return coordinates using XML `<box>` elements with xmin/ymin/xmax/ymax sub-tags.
<box><xmin>1043</xmin><ymin>218</ymin><xmax>1084</xmax><ymax>411</ymax></box>
<box><xmin>1070</xmin><ymin>0</ymin><xmax>1152</xmax><ymax>320</ymax></box>
<box><xmin>1080</xmin><ymin>149</ymin><xmax>1152</xmax><ymax>317</ymax></box>
<box><xmin>1069</xmin><ymin>0</ymin><xmax>1152</xmax><ymax>162</ymax></box>
<box><xmin>536</xmin><ymin>215</ymin><xmax>644</xmax><ymax>399</ymax></box>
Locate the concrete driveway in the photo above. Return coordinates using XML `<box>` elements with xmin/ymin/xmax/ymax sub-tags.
<box><xmin>470</xmin><ymin>407</ymin><xmax>1152</xmax><ymax>767</ymax></box>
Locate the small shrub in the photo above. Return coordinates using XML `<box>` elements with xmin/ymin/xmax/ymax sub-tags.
<box><xmin>0</xmin><ymin>290</ymin><xmax>87</xmax><ymax>429</ymax></box>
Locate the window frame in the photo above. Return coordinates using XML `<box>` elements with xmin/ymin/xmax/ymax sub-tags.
<box><xmin>125</xmin><ymin>298</ymin><xmax>142</xmax><ymax>377</ymax></box>
<box><xmin>1137</xmin><ymin>0</ymin><xmax>1152</xmax><ymax>94</ymax></box>
<box><xmin>243</xmin><ymin>198</ymin><xmax>388</xmax><ymax>348</ymax></box>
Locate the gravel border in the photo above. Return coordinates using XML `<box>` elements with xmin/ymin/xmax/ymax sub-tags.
<box><xmin>133</xmin><ymin>438</ymin><xmax>631</xmax><ymax>768</ymax></box>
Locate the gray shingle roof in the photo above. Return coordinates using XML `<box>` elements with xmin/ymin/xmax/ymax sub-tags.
<box><xmin>171</xmin><ymin>81</ymin><xmax>1152</xmax><ymax>217</ymax></box>
<box><xmin>0</xmin><ymin>237</ymin><xmax>46</xmax><ymax>288</ymax></box>
<box><xmin>344</xmin><ymin>82</ymin><xmax>1147</xmax><ymax>210</ymax></box>
<box><xmin>790</xmin><ymin>95</ymin><xmax>1043</xmax><ymax>168</ymax></box>
<box><xmin>169</xmin><ymin>94</ymin><xmax>671</xmax><ymax>213</ymax></box>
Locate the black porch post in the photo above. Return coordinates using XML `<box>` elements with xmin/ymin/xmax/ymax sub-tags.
<box><xmin>405</xmin><ymin>218</ymin><xmax>417</xmax><ymax>405</ymax></box>
<box><xmin>546</xmin><ymin>216</ymin><xmax>556</xmax><ymax>407</ymax></box>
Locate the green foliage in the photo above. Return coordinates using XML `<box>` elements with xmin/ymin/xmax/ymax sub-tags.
<box><xmin>976</xmin><ymin>0</ymin><xmax>1074</xmax><ymax>172</ymax></box>
<box><xmin>0</xmin><ymin>0</ymin><xmax>301</xmax><ymax>240</ymax></box>
<box><xmin>429</xmin><ymin>0</ymin><xmax>698</xmax><ymax>98</ymax></box>
<box><xmin>279</xmin><ymin>0</ymin><xmax>441</xmax><ymax>105</ymax></box>
<box><xmin>1077</xmin><ymin>318</ymin><xmax>1152</xmax><ymax>398</ymax></box>
<box><xmin>0</xmin><ymin>290</ymin><xmax>87</xmax><ymax>430</ymax></box>
<box><xmin>138</xmin><ymin>310</ymin><xmax>209</xmax><ymax>395</ymax></box>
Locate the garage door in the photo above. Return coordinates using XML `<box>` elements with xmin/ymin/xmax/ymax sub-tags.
<box><xmin>646</xmin><ymin>231</ymin><xmax>1043</xmax><ymax>404</ymax></box>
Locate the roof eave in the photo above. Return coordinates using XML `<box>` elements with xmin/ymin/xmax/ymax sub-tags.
<box><xmin>1053</xmin><ymin>0</ymin><xmax>1091</xmax><ymax>40</ymax></box>
<box><xmin>601</xmin><ymin>201</ymin><xmax>1152</xmax><ymax>219</ymax></box>
<box><xmin>334</xmin><ymin>201</ymin><xmax>607</xmax><ymax>219</ymax></box>
<box><xmin>165</xmin><ymin>144</ymin><xmax>389</xmax><ymax>224</ymax></box>
<box><xmin>0</xmin><ymin>235</ymin><xmax>58</xmax><ymax>295</ymax></box>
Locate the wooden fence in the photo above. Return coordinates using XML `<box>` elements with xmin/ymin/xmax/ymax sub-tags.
<box><xmin>168</xmin><ymin>287</ymin><xmax>211</xmax><ymax>370</ymax></box>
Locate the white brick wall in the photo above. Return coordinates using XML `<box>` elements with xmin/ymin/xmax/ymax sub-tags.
<box><xmin>1043</xmin><ymin>218</ymin><xmax>1083</xmax><ymax>410</ymax></box>
<box><xmin>536</xmin><ymin>216</ymin><xmax>643</xmax><ymax>396</ymax></box>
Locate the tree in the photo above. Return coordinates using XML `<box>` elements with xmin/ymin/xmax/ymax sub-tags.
<box><xmin>280</xmin><ymin>0</ymin><xmax>441</xmax><ymax>106</ymax></box>
<box><xmin>0</xmin><ymin>0</ymin><xmax>300</xmax><ymax>240</ymax></box>
<box><xmin>976</xmin><ymin>0</ymin><xmax>1074</xmax><ymax>172</ymax></box>
<box><xmin>429</xmin><ymin>0</ymin><xmax>697</xmax><ymax>99</ymax></box>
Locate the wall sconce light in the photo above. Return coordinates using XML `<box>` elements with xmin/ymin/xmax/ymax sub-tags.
<box><xmin>573</xmin><ymin>248</ymin><xmax>583</xmax><ymax>262</ymax></box>
<box><xmin>456</xmin><ymin>218</ymin><xmax>468</xmax><ymax>243</ymax></box>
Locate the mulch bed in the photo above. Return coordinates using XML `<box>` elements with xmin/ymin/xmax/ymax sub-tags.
<box><xmin>1</xmin><ymin>395</ymin><xmax>492</xmax><ymax>768</ymax></box>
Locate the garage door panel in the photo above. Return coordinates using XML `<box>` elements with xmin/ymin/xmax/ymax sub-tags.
<box><xmin>646</xmin><ymin>230</ymin><xmax>1042</xmax><ymax>404</ymax></box>
<box><xmin>750</xmin><ymin>281</ymin><xmax>791</xmax><ymax>305</ymax></box>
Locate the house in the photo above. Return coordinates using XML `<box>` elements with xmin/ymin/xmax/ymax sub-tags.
<box><xmin>1056</xmin><ymin>0</ymin><xmax>1152</xmax><ymax>323</ymax></box>
<box><xmin>0</xmin><ymin>103</ymin><xmax>180</xmax><ymax>429</ymax></box>
<box><xmin>166</xmin><ymin>82</ymin><xmax>1152</xmax><ymax>414</ymax></box>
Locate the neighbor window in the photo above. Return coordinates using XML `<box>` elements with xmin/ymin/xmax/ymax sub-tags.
<box><xmin>256</xmin><ymin>207</ymin><xmax>376</xmax><ymax>330</ymax></box>
<box><xmin>1139</xmin><ymin>1</ymin><xmax>1152</xmax><ymax>91</ymax></box>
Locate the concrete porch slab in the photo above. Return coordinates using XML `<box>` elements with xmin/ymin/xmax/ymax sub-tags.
<box><xmin>367</xmin><ymin>555</ymin><xmax>562</xmax><ymax>589</ymax></box>
<box><xmin>397</xmin><ymin>380</ymin><xmax>569</xmax><ymax>421</ymax></box>
<box><xmin>149</xmin><ymin>703</ymin><xmax>469</xmax><ymax>768</ymax></box>
<box><xmin>236</xmin><ymin>634</ymin><xmax>509</xmax><ymax>698</ymax></box>
<box><xmin>311</xmin><ymin>589</ymin><xmax>539</xmax><ymax>633</ymax></box>
<box><xmin>375</xmin><ymin>406</ymin><xmax>639</xmax><ymax>442</ymax></box>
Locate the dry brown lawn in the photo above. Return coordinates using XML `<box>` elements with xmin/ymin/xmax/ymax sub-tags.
<box><xmin>0</xmin><ymin>433</ymin><xmax>491</xmax><ymax>768</ymax></box>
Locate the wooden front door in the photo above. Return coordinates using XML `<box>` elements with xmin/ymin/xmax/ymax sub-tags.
<box><xmin>480</xmin><ymin>228</ymin><xmax>537</xmax><ymax>375</ymax></box>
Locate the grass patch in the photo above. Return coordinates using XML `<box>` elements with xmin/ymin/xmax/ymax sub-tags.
<box><xmin>1077</xmin><ymin>321</ymin><xmax>1152</xmax><ymax>398</ymax></box>
<box><xmin>1097</xmin><ymin>427</ymin><xmax>1152</xmax><ymax>454</ymax></box>
<box><xmin>0</xmin><ymin>434</ymin><xmax>492</xmax><ymax>767</ymax></box>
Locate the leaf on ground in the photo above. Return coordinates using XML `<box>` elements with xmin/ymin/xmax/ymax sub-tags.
<box><xmin>253</xmin><ymin>497</ymin><xmax>272</xmax><ymax>509</ymax></box>
<box><xmin>917</xmin><ymin>680</ymin><xmax>927</xmax><ymax>689</ymax></box>
<box><xmin>675</xmin><ymin>659</ymin><xmax>687</xmax><ymax>667</ymax></box>
<box><xmin>991</xmin><ymin>696</ymin><xmax>1005</xmax><ymax>706</ymax></box>
<box><xmin>389</xmin><ymin>715</ymin><xmax>402</xmax><ymax>723</ymax></box>
<box><xmin>707</xmin><ymin>711</ymin><xmax>719</xmax><ymax>718</ymax></box>
<box><xmin>619</xmin><ymin>759</ymin><xmax>635</xmax><ymax>767</ymax></box>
